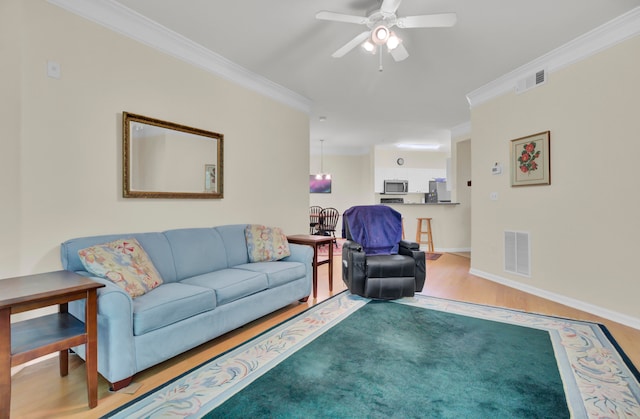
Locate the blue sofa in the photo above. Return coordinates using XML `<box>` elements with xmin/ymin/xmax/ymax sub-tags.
<box><xmin>60</xmin><ymin>225</ymin><xmax>313</xmax><ymax>390</ymax></box>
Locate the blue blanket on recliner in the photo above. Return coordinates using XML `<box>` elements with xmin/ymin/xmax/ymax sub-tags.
<box><xmin>342</xmin><ymin>205</ymin><xmax>402</xmax><ymax>255</ymax></box>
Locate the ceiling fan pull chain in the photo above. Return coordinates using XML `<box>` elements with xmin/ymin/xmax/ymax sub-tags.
<box><xmin>379</xmin><ymin>47</ymin><xmax>384</xmax><ymax>72</ymax></box>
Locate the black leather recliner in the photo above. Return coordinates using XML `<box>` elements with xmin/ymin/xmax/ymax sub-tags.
<box><xmin>341</xmin><ymin>205</ymin><xmax>426</xmax><ymax>299</ymax></box>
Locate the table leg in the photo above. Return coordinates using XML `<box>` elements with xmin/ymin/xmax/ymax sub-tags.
<box><xmin>85</xmin><ymin>290</ymin><xmax>98</xmax><ymax>408</ymax></box>
<box><xmin>312</xmin><ymin>243</ymin><xmax>319</xmax><ymax>299</ymax></box>
<box><xmin>328</xmin><ymin>240</ymin><xmax>334</xmax><ymax>292</ymax></box>
<box><xmin>59</xmin><ymin>303</ymin><xmax>69</xmax><ymax>377</ymax></box>
<box><xmin>59</xmin><ymin>350</ymin><xmax>69</xmax><ymax>377</ymax></box>
<box><xmin>1</xmin><ymin>308</ymin><xmax>11</xmax><ymax>419</ymax></box>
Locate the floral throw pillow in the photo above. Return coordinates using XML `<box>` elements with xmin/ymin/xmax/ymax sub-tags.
<box><xmin>245</xmin><ymin>225</ymin><xmax>291</xmax><ymax>263</ymax></box>
<box><xmin>78</xmin><ymin>238</ymin><xmax>163</xmax><ymax>298</ymax></box>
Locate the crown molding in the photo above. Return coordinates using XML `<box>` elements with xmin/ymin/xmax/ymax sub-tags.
<box><xmin>466</xmin><ymin>7</ymin><xmax>640</xmax><ymax>108</ymax></box>
<box><xmin>47</xmin><ymin>0</ymin><xmax>312</xmax><ymax>114</ymax></box>
<box><xmin>450</xmin><ymin>121</ymin><xmax>471</xmax><ymax>139</ymax></box>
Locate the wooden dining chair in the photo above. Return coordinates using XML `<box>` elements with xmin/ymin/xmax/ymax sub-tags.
<box><xmin>309</xmin><ymin>206</ymin><xmax>322</xmax><ymax>234</ymax></box>
<box><xmin>318</xmin><ymin>207</ymin><xmax>340</xmax><ymax>244</ymax></box>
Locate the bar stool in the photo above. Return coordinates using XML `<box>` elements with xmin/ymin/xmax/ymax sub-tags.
<box><xmin>416</xmin><ymin>217</ymin><xmax>434</xmax><ymax>253</ymax></box>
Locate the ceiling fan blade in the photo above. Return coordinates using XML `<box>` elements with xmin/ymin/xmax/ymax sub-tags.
<box><xmin>390</xmin><ymin>43</ymin><xmax>409</xmax><ymax>62</ymax></box>
<box><xmin>316</xmin><ymin>11</ymin><xmax>367</xmax><ymax>25</ymax></box>
<box><xmin>397</xmin><ymin>13</ymin><xmax>457</xmax><ymax>28</ymax></box>
<box><xmin>332</xmin><ymin>31</ymin><xmax>371</xmax><ymax>58</ymax></box>
<box><xmin>380</xmin><ymin>0</ymin><xmax>402</xmax><ymax>16</ymax></box>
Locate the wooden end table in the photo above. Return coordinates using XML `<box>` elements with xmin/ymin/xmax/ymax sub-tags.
<box><xmin>0</xmin><ymin>270</ymin><xmax>104</xmax><ymax>417</ymax></box>
<box><xmin>287</xmin><ymin>234</ymin><xmax>334</xmax><ymax>299</ymax></box>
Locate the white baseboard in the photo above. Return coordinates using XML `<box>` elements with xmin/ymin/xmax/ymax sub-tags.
<box><xmin>437</xmin><ymin>247</ymin><xmax>471</xmax><ymax>253</ymax></box>
<box><xmin>11</xmin><ymin>353</ymin><xmax>58</xmax><ymax>377</ymax></box>
<box><xmin>420</xmin><ymin>247</ymin><xmax>471</xmax><ymax>253</ymax></box>
<box><xmin>469</xmin><ymin>268</ymin><xmax>640</xmax><ymax>331</ymax></box>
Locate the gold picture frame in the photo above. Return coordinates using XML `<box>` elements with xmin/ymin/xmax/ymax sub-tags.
<box><xmin>510</xmin><ymin>131</ymin><xmax>550</xmax><ymax>186</ymax></box>
<box><xmin>123</xmin><ymin>112</ymin><xmax>224</xmax><ymax>199</ymax></box>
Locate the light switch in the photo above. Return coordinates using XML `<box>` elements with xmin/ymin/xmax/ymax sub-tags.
<box><xmin>47</xmin><ymin>60</ymin><xmax>61</xmax><ymax>79</ymax></box>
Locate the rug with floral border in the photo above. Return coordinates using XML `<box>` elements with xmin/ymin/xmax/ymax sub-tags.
<box><xmin>103</xmin><ymin>292</ymin><xmax>640</xmax><ymax>418</ymax></box>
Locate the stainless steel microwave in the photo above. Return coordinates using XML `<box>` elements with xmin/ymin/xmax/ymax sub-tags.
<box><xmin>383</xmin><ymin>179</ymin><xmax>409</xmax><ymax>194</ymax></box>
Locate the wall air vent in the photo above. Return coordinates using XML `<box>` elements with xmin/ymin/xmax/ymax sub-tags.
<box><xmin>504</xmin><ymin>231</ymin><xmax>530</xmax><ymax>277</ymax></box>
<box><xmin>515</xmin><ymin>69</ymin><xmax>546</xmax><ymax>94</ymax></box>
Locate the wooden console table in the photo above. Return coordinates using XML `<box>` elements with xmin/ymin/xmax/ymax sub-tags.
<box><xmin>0</xmin><ymin>270</ymin><xmax>104</xmax><ymax>417</ymax></box>
<box><xmin>287</xmin><ymin>235</ymin><xmax>334</xmax><ymax>299</ymax></box>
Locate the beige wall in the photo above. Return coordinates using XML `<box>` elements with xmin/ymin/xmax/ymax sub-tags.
<box><xmin>451</xmin><ymin>137</ymin><xmax>472</xmax><ymax>249</ymax></box>
<box><xmin>470</xmin><ymin>35</ymin><xmax>640</xmax><ymax>323</ymax></box>
<box><xmin>385</xmin><ymin>204</ymin><xmax>470</xmax><ymax>252</ymax></box>
<box><xmin>309</xmin><ymin>153</ymin><xmax>375</xmax><ymax>234</ymax></box>
<box><xmin>387</xmin><ymin>137</ymin><xmax>471</xmax><ymax>252</ymax></box>
<box><xmin>0</xmin><ymin>0</ymin><xmax>23</xmax><ymax>278</ymax></box>
<box><xmin>374</xmin><ymin>148</ymin><xmax>449</xmax><ymax>169</ymax></box>
<box><xmin>310</xmin><ymin>150</ymin><xmax>473</xmax><ymax>251</ymax></box>
<box><xmin>2</xmin><ymin>0</ymin><xmax>310</xmax><ymax>278</ymax></box>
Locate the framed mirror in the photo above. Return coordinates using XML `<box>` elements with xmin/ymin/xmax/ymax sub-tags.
<box><xmin>123</xmin><ymin>112</ymin><xmax>223</xmax><ymax>199</ymax></box>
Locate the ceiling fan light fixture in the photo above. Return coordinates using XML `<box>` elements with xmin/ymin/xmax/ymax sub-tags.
<box><xmin>362</xmin><ymin>40</ymin><xmax>376</xmax><ymax>53</ymax></box>
<box><xmin>372</xmin><ymin>25</ymin><xmax>390</xmax><ymax>45</ymax></box>
<box><xmin>386</xmin><ymin>31</ymin><xmax>401</xmax><ymax>50</ymax></box>
<box><xmin>318</xmin><ymin>5</ymin><xmax>458</xmax><ymax>64</ymax></box>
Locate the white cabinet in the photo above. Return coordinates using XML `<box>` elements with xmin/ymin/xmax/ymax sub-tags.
<box><xmin>407</xmin><ymin>168</ymin><xmax>446</xmax><ymax>192</ymax></box>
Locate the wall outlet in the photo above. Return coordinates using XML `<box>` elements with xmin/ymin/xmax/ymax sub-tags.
<box><xmin>490</xmin><ymin>192</ymin><xmax>498</xmax><ymax>200</ymax></box>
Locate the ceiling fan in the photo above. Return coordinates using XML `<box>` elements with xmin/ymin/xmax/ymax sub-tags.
<box><xmin>316</xmin><ymin>0</ymin><xmax>456</xmax><ymax>63</ymax></box>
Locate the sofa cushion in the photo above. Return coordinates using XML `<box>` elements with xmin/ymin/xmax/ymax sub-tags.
<box><xmin>163</xmin><ymin>228</ymin><xmax>229</xmax><ymax>280</ymax></box>
<box><xmin>132</xmin><ymin>283</ymin><xmax>216</xmax><ymax>335</ymax></box>
<box><xmin>234</xmin><ymin>261</ymin><xmax>306</xmax><ymax>288</ymax></box>
<box><xmin>181</xmin><ymin>268</ymin><xmax>269</xmax><ymax>305</ymax></box>
<box><xmin>78</xmin><ymin>238</ymin><xmax>163</xmax><ymax>298</ymax></box>
<box><xmin>214</xmin><ymin>224</ymin><xmax>251</xmax><ymax>267</ymax></box>
<box><xmin>245</xmin><ymin>225</ymin><xmax>291</xmax><ymax>262</ymax></box>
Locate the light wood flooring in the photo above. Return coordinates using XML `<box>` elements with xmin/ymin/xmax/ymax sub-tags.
<box><xmin>9</xmin><ymin>253</ymin><xmax>640</xmax><ymax>418</ymax></box>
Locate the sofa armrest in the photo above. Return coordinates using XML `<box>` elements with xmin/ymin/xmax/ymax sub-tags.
<box><xmin>283</xmin><ymin>243</ymin><xmax>313</xmax><ymax>264</ymax></box>
<box><xmin>282</xmin><ymin>243</ymin><xmax>314</xmax><ymax>296</ymax></box>
<box><xmin>67</xmin><ymin>272</ymin><xmax>137</xmax><ymax>383</ymax></box>
<box><xmin>70</xmin><ymin>273</ymin><xmax>134</xmax><ymax>319</ymax></box>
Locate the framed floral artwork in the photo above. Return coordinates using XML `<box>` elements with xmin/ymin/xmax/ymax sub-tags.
<box><xmin>510</xmin><ymin>131</ymin><xmax>550</xmax><ymax>186</ymax></box>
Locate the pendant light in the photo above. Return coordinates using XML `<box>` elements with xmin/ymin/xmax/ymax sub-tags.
<box><xmin>315</xmin><ymin>139</ymin><xmax>331</xmax><ymax>180</ymax></box>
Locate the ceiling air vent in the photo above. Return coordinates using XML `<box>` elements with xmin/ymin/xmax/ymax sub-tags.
<box><xmin>515</xmin><ymin>69</ymin><xmax>546</xmax><ymax>94</ymax></box>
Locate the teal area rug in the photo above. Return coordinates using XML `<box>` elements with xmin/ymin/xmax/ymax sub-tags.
<box><xmin>104</xmin><ymin>293</ymin><xmax>640</xmax><ymax>418</ymax></box>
